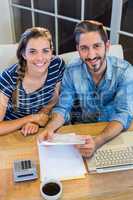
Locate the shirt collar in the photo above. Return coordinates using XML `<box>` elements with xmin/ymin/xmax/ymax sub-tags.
<box><xmin>104</xmin><ymin>56</ymin><xmax>113</xmax><ymax>80</ymax></box>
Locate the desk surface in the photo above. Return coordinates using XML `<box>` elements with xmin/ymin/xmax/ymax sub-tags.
<box><xmin>1</xmin><ymin>122</ymin><xmax>133</xmax><ymax>200</ymax></box>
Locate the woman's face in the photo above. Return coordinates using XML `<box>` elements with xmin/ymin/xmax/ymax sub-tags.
<box><xmin>23</xmin><ymin>36</ymin><xmax>52</xmax><ymax>74</ymax></box>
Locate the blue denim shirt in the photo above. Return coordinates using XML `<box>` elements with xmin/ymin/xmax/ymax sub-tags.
<box><xmin>53</xmin><ymin>56</ymin><xmax>133</xmax><ymax>129</ymax></box>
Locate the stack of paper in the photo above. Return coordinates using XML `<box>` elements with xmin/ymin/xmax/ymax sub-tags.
<box><xmin>38</xmin><ymin>133</ymin><xmax>86</xmax><ymax>181</ymax></box>
<box><xmin>40</xmin><ymin>133</ymin><xmax>86</xmax><ymax>145</ymax></box>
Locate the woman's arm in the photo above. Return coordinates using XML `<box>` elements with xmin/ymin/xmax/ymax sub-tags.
<box><xmin>20</xmin><ymin>82</ymin><xmax>61</xmax><ymax>136</ymax></box>
<box><xmin>0</xmin><ymin>92</ymin><xmax>48</xmax><ymax>135</ymax></box>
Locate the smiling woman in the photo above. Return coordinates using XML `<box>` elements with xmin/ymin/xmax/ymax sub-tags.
<box><xmin>0</xmin><ymin>27</ymin><xmax>65</xmax><ymax>136</ymax></box>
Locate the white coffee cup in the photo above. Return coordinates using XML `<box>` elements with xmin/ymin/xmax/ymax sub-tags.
<box><xmin>40</xmin><ymin>179</ymin><xmax>62</xmax><ymax>200</ymax></box>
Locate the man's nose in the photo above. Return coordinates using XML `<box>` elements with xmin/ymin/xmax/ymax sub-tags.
<box><xmin>86</xmin><ymin>47</ymin><xmax>96</xmax><ymax>59</ymax></box>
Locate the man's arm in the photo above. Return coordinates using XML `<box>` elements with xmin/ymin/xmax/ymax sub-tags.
<box><xmin>77</xmin><ymin>120</ymin><xmax>123</xmax><ymax>158</ymax></box>
<box><xmin>94</xmin><ymin>120</ymin><xmax>123</xmax><ymax>149</ymax></box>
<box><xmin>78</xmin><ymin>63</ymin><xmax>133</xmax><ymax>157</ymax></box>
<box><xmin>39</xmin><ymin>112</ymin><xmax>65</xmax><ymax>141</ymax></box>
<box><xmin>39</xmin><ymin>66</ymin><xmax>77</xmax><ymax>141</ymax></box>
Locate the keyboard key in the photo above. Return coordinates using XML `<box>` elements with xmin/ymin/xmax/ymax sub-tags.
<box><xmin>95</xmin><ymin>146</ymin><xmax>133</xmax><ymax>170</ymax></box>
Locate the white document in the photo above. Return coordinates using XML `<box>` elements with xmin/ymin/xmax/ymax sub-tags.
<box><xmin>39</xmin><ymin>133</ymin><xmax>86</xmax><ymax>145</ymax></box>
<box><xmin>38</xmin><ymin>142</ymin><xmax>86</xmax><ymax>181</ymax></box>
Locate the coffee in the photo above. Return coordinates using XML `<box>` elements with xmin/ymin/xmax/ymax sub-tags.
<box><xmin>42</xmin><ymin>182</ymin><xmax>60</xmax><ymax>196</ymax></box>
<box><xmin>40</xmin><ymin>179</ymin><xmax>62</xmax><ymax>200</ymax></box>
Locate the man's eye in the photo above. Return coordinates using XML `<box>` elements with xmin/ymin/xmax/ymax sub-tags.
<box><xmin>80</xmin><ymin>46</ymin><xmax>88</xmax><ymax>51</ymax></box>
<box><xmin>93</xmin><ymin>43</ymin><xmax>102</xmax><ymax>48</ymax></box>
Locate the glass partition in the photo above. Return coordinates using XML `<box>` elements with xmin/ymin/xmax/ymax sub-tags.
<box><xmin>10</xmin><ymin>0</ymin><xmax>133</xmax><ymax>64</ymax></box>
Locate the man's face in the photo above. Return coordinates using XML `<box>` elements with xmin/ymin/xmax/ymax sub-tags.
<box><xmin>77</xmin><ymin>31</ymin><xmax>110</xmax><ymax>74</ymax></box>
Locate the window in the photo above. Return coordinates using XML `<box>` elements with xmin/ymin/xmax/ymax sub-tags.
<box><xmin>10</xmin><ymin>0</ymin><xmax>133</xmax><ymax>64</ymax></box>
<box><xmin>120</xmin><ymin>0</ymin><xmax>133</xmax><ymax>63</ymax></box>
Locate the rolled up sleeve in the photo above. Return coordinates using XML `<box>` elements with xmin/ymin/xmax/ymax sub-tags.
<box><xmin>109</xmin><ymin>65</ymin><xmax>133</xmax><ymax>129</ymax></box>
<box><xmin>52</xmin><ymin>67</ymin><xmax>75</xmax><ymax>122</ymax></box>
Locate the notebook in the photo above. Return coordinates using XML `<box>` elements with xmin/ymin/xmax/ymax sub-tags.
<box><xmin>86</xmin><ymin>131</ymin><xmax>133</xmax><ymax>173</ymax></box>
<box><xmin>38</xmin><ymin>141</ymin><xmax>87</xmax><ymax>181</ymax></box>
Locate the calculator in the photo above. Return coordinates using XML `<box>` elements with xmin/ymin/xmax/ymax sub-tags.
<box><xmin>13</xmin><ymin>159</ymin><xmax>38</xmax><ymax>182</ymax></box>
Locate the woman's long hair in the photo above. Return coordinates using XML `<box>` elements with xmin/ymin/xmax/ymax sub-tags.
<box><xmin>12</xmin><ymin>27</ymin><xmax>53</xmax><ymax>111</ymax></box>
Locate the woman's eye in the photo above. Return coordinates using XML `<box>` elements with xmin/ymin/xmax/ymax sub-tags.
<box><xmin>43</xmin><ymin>48</ymin><xmax>51</xmax><ymax>53</ymax></box>
<box><xmin>26</xmin><ymin>48</ymin><xmax>51</xmax><ymax>55</ymax></box>
<box><xmin>28</xmin><ymin>50</ymin><xmax>36</xmax><ymax>54</ymax></box>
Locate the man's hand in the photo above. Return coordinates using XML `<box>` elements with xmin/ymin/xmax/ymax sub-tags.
<box><xmin>38</xmin><ymin>113</ymin><xmax>65</xmax><ymax>142</ymax></box>
<box><xmin>39</xmin><ymin>128</ymin><xmax>54</xmax><ymax>142</ymax></box>
<box><xmin>20</xmin><ymin>122</ymin><xmax>39</xmax><ymax>136</ymax></box>
<box><xmin>75</xmin><ymin>135</ymin><xmax>96</xmax><ymax>158</ymax></box>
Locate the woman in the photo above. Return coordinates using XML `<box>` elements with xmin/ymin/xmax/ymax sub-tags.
<box><xmin>0</xmin><ymin>27</ymin><xmax>65</xmax><ymax>136</ymax></box>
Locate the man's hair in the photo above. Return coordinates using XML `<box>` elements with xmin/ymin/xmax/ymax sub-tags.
<box><xmin>74</xmin><ymin>20</ymin><xmax>108</xmax><ymax>44</ymax></box>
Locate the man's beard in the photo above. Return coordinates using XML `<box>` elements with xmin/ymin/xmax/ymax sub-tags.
<box><xmin>84</xmin><ymin>52</ymin><xmax>106</xmax><ymax>73</ymax></box>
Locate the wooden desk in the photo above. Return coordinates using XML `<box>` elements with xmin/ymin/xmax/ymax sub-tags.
<box><xmin>1</xmin><ymin>122</ymin><xmax>133</xmax><ymax>200</ymax></box>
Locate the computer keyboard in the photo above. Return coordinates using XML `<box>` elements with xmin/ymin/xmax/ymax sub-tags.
<box><xmin>95</xmin><ymin>146</ymin><xmax>133</xmax><ymax>173</ymax></box>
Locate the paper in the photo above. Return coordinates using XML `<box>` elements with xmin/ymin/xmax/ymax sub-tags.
<box><xmin>39</xmin><ymin>133</ymin><xmax>86</xmax><ymax>145</ymax></box>
<box><xmin>38</xmin><ymin>142</ymin><xmax>86</xmax><ymax>181</ymax></box>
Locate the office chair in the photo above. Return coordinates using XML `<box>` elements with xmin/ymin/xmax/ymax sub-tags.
<box><xmin>59</xmin><ymin>44</ymin><xmax>124</xmax><ymax>65</ymax></box>
<box><xmin>0</xmin><ymin>43</ymin><xmax>18</xmax><ymax>73</ymax></box>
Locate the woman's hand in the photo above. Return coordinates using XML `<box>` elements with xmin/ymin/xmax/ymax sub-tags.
<box><xmin>75</xmin><ymin>135</ymin><xmax>96</xmax><ymax>158</ymax></box>
<box><xmin>31</xmin><ymin>113</ymin><xmax>49</xmax><ymax>127</ymax></box>
<box><xmin>20</xmin><ymin>122</ymin><xmax>39</xmax><ymax>136</ymax></box>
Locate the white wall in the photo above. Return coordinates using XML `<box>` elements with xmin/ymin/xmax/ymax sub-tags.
<box><xmin>0</xmin><ymin>0</ymin><xmax>14</xmax><ymax>44</ymax></box>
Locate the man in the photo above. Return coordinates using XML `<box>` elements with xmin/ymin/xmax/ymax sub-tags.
<box><xmin>39</xmin><ymin>20</ymin><xmax>133</xmax><ymax>158</ymax></box>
